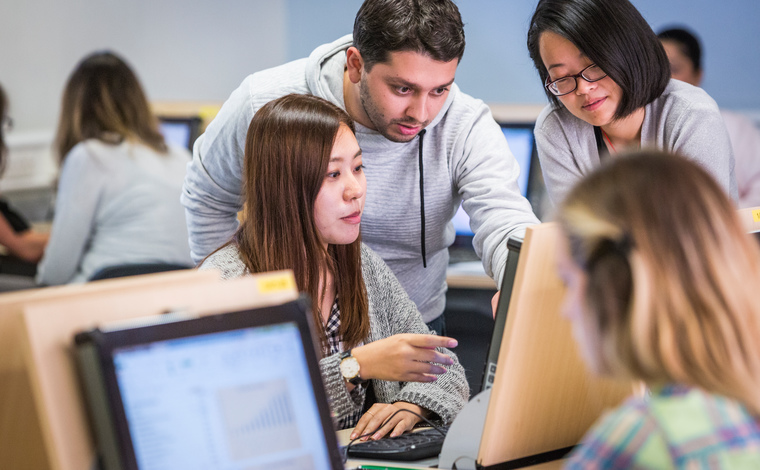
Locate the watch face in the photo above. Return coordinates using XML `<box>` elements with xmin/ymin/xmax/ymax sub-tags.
<box><xmin>340</xmin><ymin>356</ymin><xmax>360</xmax><ymax>379</ymax></box>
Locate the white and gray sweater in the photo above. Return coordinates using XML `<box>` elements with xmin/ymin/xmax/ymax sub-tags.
<box><xmin>199</xmin><ymin>243</ymin><xmax>470</xmax><ymax>426</ymax></box>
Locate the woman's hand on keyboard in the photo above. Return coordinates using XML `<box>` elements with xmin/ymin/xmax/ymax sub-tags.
<box><xmin>350</xmin><ymin>402</ymin><xmax>425</xmax><ymax>440</ymax></box>
<box><xmin>351</xmin><ymin>333</ymin><xmax>457</xmax><ymax>383</ymax></box>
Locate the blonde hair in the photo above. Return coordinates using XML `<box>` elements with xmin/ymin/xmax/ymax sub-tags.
<box><xmin>55</xmin><ymin>51</ymin><xmax>167</xmax><ymax>162</ymax></box>
<box><xmin>557</xmin><ymin>151</ymin><xmax>760</xmax><ymax>414</ymax></box>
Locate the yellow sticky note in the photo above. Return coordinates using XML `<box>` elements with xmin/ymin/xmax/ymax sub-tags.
<box><xmin>753</xmin><ymin>209</ymin><xmax>760</xmax><ymax>223</ymax></box>
<box><xmin>258</xmin><ymin>273</ymin><xmax>296</xmax><ymax>293</ymax></box>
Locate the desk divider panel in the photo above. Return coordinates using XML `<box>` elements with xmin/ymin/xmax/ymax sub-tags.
<box><xmin>6</xmin><ymin>269</ymin><xmax>298</xmax><ymax>470</ymax></box>
<box><xmin>0</xmin><ymin>269</ymin><xmax>221</xmax><ymax>470</ymax></box>
<box><xmin>478</xmin><ymin>223</ymin><xmax>634</xmax><ymax>467</ymax></box>
<box><xmin>737</xmin><ymin>206</ymin><xmax>760</xmax><ymax>233</ymax></box>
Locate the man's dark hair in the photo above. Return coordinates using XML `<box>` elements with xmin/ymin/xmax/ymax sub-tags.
<box><xmin>527</xmin><ymin>0</ymin><xmax>670</xmax><ymax>120</ymax></box>
<box><xmin>353</xmin><ymin>0</ymin><xmax>465</xmax><ymax>70</ymax></box>
<box><xmin>657</xmin><ymin>27</ymin><xmax>702</xmax><ymax>72</ymax></box>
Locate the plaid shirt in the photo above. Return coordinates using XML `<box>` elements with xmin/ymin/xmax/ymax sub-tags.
<box><xmin>325</xmin><ymin>296</ymin><xmax>366</xmax><ymax>429</ymax></box>
<box><xmin>565</xmin><ymin>384</ymin><xmax>760</xmax><ymax>469</ymax></box>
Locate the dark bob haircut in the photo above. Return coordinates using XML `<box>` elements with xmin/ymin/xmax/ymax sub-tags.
<box><xmin>353</xmin><ymin>0</ymin><xmax>465</xmax><ymax>70</ymax></box>
<box><xmin>527</xmin><ymin>0</ymin><xmax>670</xmax><ymax>120</ymax></box>
<box><xmin>658</xmin><ymin>27</ymin><xmax>702</xmax><ymax>72</ymax></box>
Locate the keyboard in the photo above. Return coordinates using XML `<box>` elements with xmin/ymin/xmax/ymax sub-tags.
<box><xmin>346</xmin><ymin>426</ymin><xmax>448</xmax><ymax>461</ymax></box>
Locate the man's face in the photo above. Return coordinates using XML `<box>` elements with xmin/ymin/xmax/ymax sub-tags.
<box><xmin>358</xmin><ymin>50</ymin><xmax>458</xmax><ymax>143</ymax></box>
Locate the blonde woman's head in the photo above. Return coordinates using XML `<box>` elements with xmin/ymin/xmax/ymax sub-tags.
<box><xmin>556</xmin><ymin>151</ymin><xmax>760</xmax><ymax>413</ymax></box>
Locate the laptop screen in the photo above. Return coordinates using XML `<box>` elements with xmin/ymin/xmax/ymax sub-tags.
<box><xmin>113</xmin><ymin>323</ymin><xmax>330</xmax><ymax>469</ymax></box>
<box><xmin>75</xmin><ymin>299</ymin><xmax>344</xmax><ymax>470</ymax></box>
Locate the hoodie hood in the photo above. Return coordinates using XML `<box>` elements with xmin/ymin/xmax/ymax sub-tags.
<box><xmin>305</xmin><ymin>34</ymin><xmax>352</xmax><ymax>109</ymax></box>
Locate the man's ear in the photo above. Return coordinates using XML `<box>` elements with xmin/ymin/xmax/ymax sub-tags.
<box><xmin>346</xmin><ymin>47</ymin><xmax>364</xmax><ymax>84</ymax></box>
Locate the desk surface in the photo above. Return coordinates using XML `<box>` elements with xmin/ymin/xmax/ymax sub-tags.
<box><xmin>446</xmin><ymin>262</ymin><xmax>496</xmax><ymax>290</ymax></box>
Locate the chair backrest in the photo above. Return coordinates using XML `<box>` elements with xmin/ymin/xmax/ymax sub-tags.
<box><xmin>88</xmin><ymin>263</ymin><xmax>192</xmax><ymax>281</ymax></box>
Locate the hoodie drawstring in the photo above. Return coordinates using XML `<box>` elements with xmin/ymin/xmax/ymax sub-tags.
<box><xmin>418</xmin><ymin>129</ymin><xmax>427</xmax><ymax>268</ymax></box>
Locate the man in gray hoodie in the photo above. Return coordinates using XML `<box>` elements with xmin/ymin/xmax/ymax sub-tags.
<box><xmin>182</xmin><ymin>0</ymin><xmax>539</xmax><ymax>333</ymax></box>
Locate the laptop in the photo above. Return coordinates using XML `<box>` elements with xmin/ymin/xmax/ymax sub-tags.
<box><xmin>74</xmin><ymin>296</ymin><xmax>345</xmax><ymax>470</ymax></box>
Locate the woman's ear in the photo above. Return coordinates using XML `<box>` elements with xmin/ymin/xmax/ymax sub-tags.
<box><xmin>345</xmin><ymin>47</ymin><xmax>364</xmax><ymax>84</ymax></box>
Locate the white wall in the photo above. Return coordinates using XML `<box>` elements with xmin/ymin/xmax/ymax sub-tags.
<box><xmin>0</xmin><ymin>0</ymin><xmax>288</xmax><ymax>189</ymax></box>
<box><xmin>1</xmin><ymin>0</ymin><xmax>287</xmax><ymax>132</ymax></box>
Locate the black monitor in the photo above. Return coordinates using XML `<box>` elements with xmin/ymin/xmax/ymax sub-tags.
<box><xmin>158</xmin><ymin>116</ymin><xmax>202</xmax><ymax>152</ymax></box>
<box><xmin>480</xmin><ymin>235</ymin><xmax>522</xmax><ymax>392</ymax></box>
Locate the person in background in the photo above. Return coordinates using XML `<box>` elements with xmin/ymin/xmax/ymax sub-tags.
<box><xmin>527</xmin><ymin>0</ymin><xmax>735</xmax><ymax>204</ymax></box>
<box><xmin>200</xmin><ymin>94</ymin><xmax>469</xmax><ymax>439</ymax></box>
<box><xmin>0</xmin><ymin>83</ymin><xmax>49</xmax><ymax>268</ymax></box>
<box><xmin>36</xmin><ymin>52</ymin><xmax>192</xmax><ymax>285</ymax></box>
<box><xmin>658</xmin><ymin>26</ymin><xmax>760</xmax><ymax>209</ymax></box>
<box><xmin>557</xmin><ymin>151</ymin><xmax>760</xmax><ymax>468</ymax></box>
<box><xmin>183</xmin><ymin>0</ymin><xmax>540</xmax><ymax>335</ymax></box>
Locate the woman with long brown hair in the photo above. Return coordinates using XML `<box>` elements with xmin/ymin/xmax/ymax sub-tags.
<box><xmin>200</xmin><ymin>93</ymin><xmax>468</xmax><ymax>440</ymax></box>
<box><xmin>556</xmin><ymin>151</ymin><xmax>760</xmax><ymax>468</ymax></box>
<box><xmin>36</xmin><ymin>51</ymin><xmax>192</xmax><ymax>285</ymax></box>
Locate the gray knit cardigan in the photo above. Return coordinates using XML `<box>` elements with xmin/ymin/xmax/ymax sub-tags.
<box><xmin>200</xmin><ymin>243</ymin><xmax>470</xmax><ymax>426</ymax></box>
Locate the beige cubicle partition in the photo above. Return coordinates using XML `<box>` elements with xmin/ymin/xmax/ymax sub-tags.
<box><xmin>0</xmin><ymin>269</ymin><xmax>220</xmax><ymax>470</ymax></box>
<box><xmin>2</xmin><ymin>268</ymin><xmax>298</xmax><ymax>470</ymax></box>
<box><xmin>737</xmin><ymin>206</ymin><xmax>760</xmax><ymax>233</ymax></box>
<box><xmin>478</xmin><ymin>223</ymin><xmax>634</xmax><ymax>467</ymax></box>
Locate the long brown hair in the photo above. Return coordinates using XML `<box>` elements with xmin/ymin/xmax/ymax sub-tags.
<box><xmin>237</xmin><ymin>94</ymin><xmax>369</xmax><ymax>353</ymax></box>
<box><xmin>558</xmin><ymin>151</ymin><xmax>760</xmax><ymax>414</ymax></box>
<box><xmin>55</xmin><ymin>51</ymin><xmax>167</xmax><ymax>162</ymax></box>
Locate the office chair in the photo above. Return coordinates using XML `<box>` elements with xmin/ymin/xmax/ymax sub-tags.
<box><xmin>88</xmin><ymin>263</ymin><xmax>192</xmax><ymax>281</ymax></box>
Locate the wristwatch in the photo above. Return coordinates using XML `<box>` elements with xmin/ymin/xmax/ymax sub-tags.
<box><xmin>339</xmin><ymin>350</ymin><xmax>366</xmax><ymax>385</ymax></box>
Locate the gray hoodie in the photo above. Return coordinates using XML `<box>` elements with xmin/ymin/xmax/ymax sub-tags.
<box><xmin>182</xmin><ymin>35</ymin><xmax>539</xmax><ymax>322</ymax></box>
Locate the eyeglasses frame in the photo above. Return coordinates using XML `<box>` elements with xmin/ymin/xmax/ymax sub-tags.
<box><xmin>544</xmin><ymin>63</ymin><xmax>608</xmax><ymax>97</ymax></box>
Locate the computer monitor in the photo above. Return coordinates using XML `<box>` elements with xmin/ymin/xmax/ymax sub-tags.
<box><xmin>158</xmin><ymin>116</ymin><xmax>202</xmax><ymax>152</ymax></box>
<box><xmin>74</xmin><ymin>297</ymin><xmax>344</xmax><ymax>470</ymax></box>
<box><xmin>479</xmin><ymin>235</ymin><xmax>522</xmax><ymax>392</ymax></box>
<box><xmin>451</xmin><ymin>122</ymin><xmax>544</xmax><ymax>254</ymax></box>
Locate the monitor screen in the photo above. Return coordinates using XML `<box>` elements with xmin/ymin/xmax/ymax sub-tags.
<box><xmin>452</xmin><ymin>123</ymin><xmax>536</xmax><ymax>237</ymax></box>
<box><xmin>159</xmin><ymin>117</ymin><xmax>201</xmax><ymax>152</ymax></box>
<box><xmin>112</xmin><ymin>322</ymin><xmax>331</xmax><ymax>470</ymax></box>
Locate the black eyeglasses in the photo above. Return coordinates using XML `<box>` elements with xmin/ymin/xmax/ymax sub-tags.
<box><xmin>544</xmin><ymin>64</ymin><xmax>608</xmax><ymax>96</ymax></box>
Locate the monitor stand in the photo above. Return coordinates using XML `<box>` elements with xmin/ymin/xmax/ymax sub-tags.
<box><xmin>438</xmin><ymin>388</ymin><xmax>491</xmax><ymax>470</ymax></box>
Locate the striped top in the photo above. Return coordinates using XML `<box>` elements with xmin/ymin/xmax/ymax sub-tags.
<box><xmin>565</xmin><ymin>385</ymin><xmax>760</xmax><ymax>469</ymax></box>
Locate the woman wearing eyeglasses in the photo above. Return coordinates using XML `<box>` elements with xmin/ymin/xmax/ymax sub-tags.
<box><xmin>526</xmin><ymin>0</ymin><xmax>735</xmax><ymax>204</ymax></box>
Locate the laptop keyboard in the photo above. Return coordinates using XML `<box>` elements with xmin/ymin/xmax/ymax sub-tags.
<box><xmin>346</xmin><ymin>426</ymin><xmax>448</xmax><ymax>461</ymax></box>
